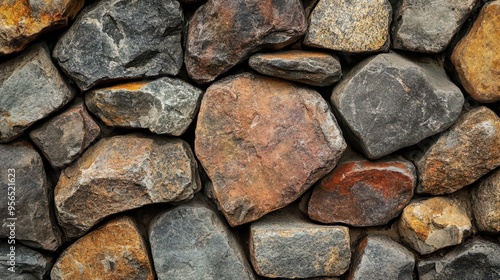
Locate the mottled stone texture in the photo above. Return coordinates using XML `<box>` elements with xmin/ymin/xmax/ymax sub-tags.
<box><xmin>185</xmin><ymin>0</ymin><xmax>307</xmax><ymax>83</ymax></box>
<box><xmin>51</xmin><ymin>216</ymin><xmax>154</xmax><ymax>280</ymax></box>
<box><xmin>195</xmin><ymin>73</ymin><xmax>346</xmax><ymax>226</ymax></box>
<box><xmin>53</xmin><ymin>0</ymin><xmax>184</xmax><ymax>90</ymax></box>
<box><xmin>0</xmin><ymin>243</ymin><xmax>53</xmax><ymax>280</ymax></box>
<box><xmin>55</xmin><ymin>134</ymin><xmax>201</xmax><ymax>238</ymax></box>
<box><xmin>472</xmin><ymin>168</ymin><xmax>500</xmax><ymax>233</ymax></box>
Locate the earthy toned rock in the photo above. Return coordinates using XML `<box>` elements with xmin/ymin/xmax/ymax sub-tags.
<box><xmin>30</xmin><ymin>102</ymin><xmax>100</xmax><ymax>168</ymax></box>
<box><xmin>0</xmin><ymin>142</ymin><xmax>62</xmax><ymax>251</ymax></box>
<box><xmin>0</xmin><ymin>0</ymin><xmax>84</xmax><ymax>55</ymax></box>
<box><xmin>248</xmin><ymin>50</ymin><xmax>342</xmax><ymax>86</ymax></box>
<box><xmin>0</xmin><ymin>243</ymin><xmax>53</xmax><ymax>280</ymax></box>
<box><xmin>195</xmin><ymin>73</ymin><xmax>346</xmax><ymax>226</ymax></box>
<box><xmin>51</xmin><ymin>216</ymin><xmax>154</xmax><ymax>280</ymax></box>
<box><xmin>308</xmin><ymin>155</ymin><xmax>416</xmax><ymax>226</ymax></box>
<box><xmin>55</xmin><ymin>134</ymin><xmax>201</xmax><ymax>238</ymax></box>
<box><xmin>53</xmin><ymin>0</ymin><xmax>184</xmax><ymax>91</ymax></box>
<box><xmin>451</xmin><ymin>1</ymin><xmax>500</xmax><ymax>103</ymax></box>
<box><xmin>86</xmin><ymin>77</ymin><xmax>202</xmax><ymax>136</ymax></box>
<box><xmin>472</xmin><ymin>168</ymin><xmax>500</xmax><ymax>233</ymax></box>
<box><xmin>185</xmin><ymin>0</ymin><xmax>307</xmax><ymax>83</ymax></box>
<box><xmin>149</xmin><ymin>198</ymin><xmax>255</xmax><ymax>280</ymax></box>
<box><xmin>303</xmin><ymin>0</ymin><xmax>320</xmax><ymax>18</ymax></box>
<box><xmin>416</xmin><ymin>107</ymin><xmax>500</xmax><ymax>195</ymax></box>
<box><xmin>392</xmin><ymin>0</ymin><xmax>478</xmax><ymax>53</ymax></box>
<box><xmin>0</xmin><ymin>43</ymin><xmax>74</xmax><ymax>143</ymax></box>
<box><xmin>398</xmin><ymin>197</ymin><xmax>472</xmax><ymax>255</ymax></box>
<box><xmin>331</xmin><ymin>52</ymin><xmax>464</xmax><ymax>159</ymax></box>
<box><xmin>304</xmin><ymin>0</ymin><xmax>392</xmax><ymax>53</ymax></box>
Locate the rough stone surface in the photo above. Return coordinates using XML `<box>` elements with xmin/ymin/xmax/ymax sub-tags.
<box><xmin>149</xmin><ymin>198</ymin><xmax>255</xmax><ymax>280</ymax></box>
<box><xmin>55</xmin><ymin>134</ymin><xmax>201</xmax><ymax>238</ymax></box>
<box><xmin>185</xmin><ymin>0</ymin><xmax>307</xmax><ymax>83</ymax></box>
<box><xmin>30</xmin><ymin>102</ymin><xmax>100</xmax><ymax>168</ymax></box>
<box><xmin>0</xmin><ymin>142</ymin><xmax>62</xmax><ymax>251</ymax></box>
<box><xmin>195</xmin><ymin>73</ymin><xmax>346</xmax><ymax>226</ymax></box>
<box><xmin>53</xmin><ymin>0</ymin><xmax>184</xmax><ymax>91</ymax></box>
<box><xmin>0</xmin><ymin>243</ymin><xmax>52</xmax><ymax>280</ymax></box>
<box><xmin>416</xmin><ymin>107</ymin><xmax>500</xmax><ymax>195</ymax></box>
<box><xmin>331</xmin><ymin>52</ymin><xmax>464</xmax><ymax>159</ymax></box>
<box><xmin>472</xmin><ymin>168</ymin><xmax>500</xmax><ymax>233</ymax></box>
<box><xmin>86</xmin><ymin>77</ymin><xmax>202</xmax><ymax>136</ymax></box>
<box><xmin>398</xmin><ymin>197</ymin><xmax>473</xmax><ymax>255</ymax></box>
<box><xmin>392</xmin><ymin>0</ymin><xmax>478</xmax><ymax>53</ymax></box>
<box><xmin>304</xmin><ymin>0</ymin><xmax>392</xmax><ymax>53</ymax></box>
<box><xmin>0</xmin><ymin>43</ymin><xmax>75</xmax><ymax>143</ymax></box>
<box><xmin>51</xmin><ymin>216</ymin><xmax>154</xmax><ymax>280</ymax></box>
<box><xmin>451</xmin><ymin>1</ymin><xmax>500</xmax><ymax>103</ymax></box>
<box><xmin>248</xmin><ymin>50</ymin><xmax>342</xmax><ymax>86</ymax></box>
<box><xmin>418</xmin><ymin>238</ymin><xmax>500</xmax><ymax>280</ymax></box>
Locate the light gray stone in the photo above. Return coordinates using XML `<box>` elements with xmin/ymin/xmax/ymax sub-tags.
<box><xmin>0</xmin><ymin>243</ymin><xmax>53</xmax><ymax>280</ymax></box>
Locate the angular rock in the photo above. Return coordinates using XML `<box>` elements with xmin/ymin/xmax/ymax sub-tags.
<box><xmin>331</xmin><ymin>52</ymin><xmax>464</xmax><ymax>159</ymax></box>
<box><xmin>398</xmin><ymin>197</ymin><xmax>472</xmax><ymax>255</ymax></box>
<box><xmin>51</xmin><ymin>216</ymin><xmax>154</xmax><ymax>280</ymax></box>
<box><xmin>149</xmin><ymin>198</ymin><xmax>255</xmax><ymax>280</ymax></box>
<box><xmin>0</xmin><ymin>43</ymin><xmax>74</xmax><ymax>143</ymax></box>
<box><xmin>54</xmin><ymin>134</ymin><xmax>201</xmax><ymax>238</ymax></box>
<box><xmin>304</xmin><ymin>0</ymin><xmax>392</xmax><ymax>53</ymax></box>
<box><xmin>86</xmin><ymin>77</ymin><xmax>202</xmax><ymax>136</ymax></box>
<box><xmin>185</xmin><ymin>0</ymin><xmax>307</xmax><ymax>83</ymax></box>
<box><xmin>248</xmin><ymin>50</ymin><xmax>342</xmax><ymax>86</ymax></box>
<box><xmin>472</xmin><ymin>168</ymin><xmax>500</xmax><ymax>233</ymax></box>
<box><xmin>195</xmin><ymin>73</ymin><xmax>346</xmax><ymax>226</ymax></box>
<box><xmin>0</xmin><ymin>142</ymin><xmax>62</xmax><ymax>251</ymax></box>
<box><xmin>30</xmin><ymin>102</ymin><xmax>100</xmax><ymax>168</ymax></box>
<box><xmin>451</xmin><ymin>1</ymin><xmax>500</xmax><ymax>103</ymax></box>
<box><xmin>416</xmin><ymin>107</ymin><xmax>500</xmax><ymax>195</ymax></box>
<box><xmin>0</xmin><ymin>243</ymin><xmax>53</xmax><ymax>280</ymax></box>
<box><xmin>53</xmin><ymin>0</ymin><xmax>184</xmax><ymax>91</ymax></box>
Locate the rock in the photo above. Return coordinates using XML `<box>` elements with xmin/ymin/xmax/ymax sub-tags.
<box><xmin>392</xmin><ymin>0</ymin><xmax>478</xmax><ymax>53</ymax></box>
<box><xmin>0</xmin><ymin>0</ymin><xmax>84</xmax><ymax>55</ymax></box>
<box><xmin>248</xmin><ymin>50</ymin><xmax>342</xmax><ymax>86</ymax></box>
<box><xmin>418</xmin><ymin>238</ymin><xmax>500</xmax><ymax>280</ymax></box>
<box><xmin>249</xmin><ymin>209</ymin><xmax>351</xmax><ymax>278</ymax></box>
<box><xmin>30</xmin><ymin>102</ymin><xmax>100</xmax><ymax>168</ymax></box>
<box><xmin>415</xmin><ymin>107</ymin><xmax>500</xmax><ymax>195</ymax></box>
<box><xmin>471</xmin><ymin>168</ymin><xmax>500</xmax><ymax>233</ymax></box>
<box><xmin>195</xmin><ymin>73</ymin><xmax>346</xmax><ymax>226</ymax></box>
<box><xmin>0</xmin><ymin>243</ymin><xmax>53</xmax><ymax>280</ymax></box>
<box><xmin>331</xmin><ymin>52</ymin><xmax>464</xmax><ymax>159</ymax></box>
<box><xmin>185</xmin><ymin>0</ymin><xmax>307</xmax><ymax>83</ymax></box>
<box><xmin>303</xmin><ymin>0</ymin><xmax>320</xmax><ymax>18</ymax></box>
<box><xmin>349</xmin><ymin>235</ymin><xmax>415</xmax><ymax>280</ymax></box>
<box><xmin>53</xmin><ymin>0</ymin><xmax>184</xmax><ymax>91</ymax></box>
<box><xmin>398</xmin><ymin>197</ymin><xmax>472</xmax><ymax>255</ymax></box>
<box><xmin>304</xmin><ymin>0</ymin><xmax>392</xmax><ymax>53</ymax></box>
<box><xmin>148</xmin><ymin>198</ymin><xmax>255</xmax><ymax>280</ymax></box>
<box><xmin>0</xmin><ymin>43</ymin><xmax>74</xmax><ymax>143</ymax></box>
<box><xmin>51</xmin><ymin>216</ymin><xmax>154</xmax><ymax>280</ymax></box>
<box><xmin>0</xmin><ymin>142</ymin><xmax>62</xmax><ymax>251</ymax></box>
<box><xmin>451</xmin><ymin>1</ymin><xmax>500</xmax><ymax>103</ymax></box>
<box><xmin>86</xmin><ymin>77</ymin><xmax>202</xmax><ymax>136</ymax></box>
<box><xmin>308</xmin><ymin>155</ymin><xmax>416</xmax><ymax>226</ymax></box>
<box><xmin>54</xmin><ymin>134</ymin><xmax>201</xmax><ymax>238</ymax></box>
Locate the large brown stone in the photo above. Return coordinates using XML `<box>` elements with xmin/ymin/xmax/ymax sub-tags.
<box><xmin>471</xmin><ymin>168</ymin><xmax>500</xmax><ymax>233</ymax></box>
<box><xmin>195</xmin><ymin>73</ymin><xmax>346</xmax><ymax>226</ymax></box>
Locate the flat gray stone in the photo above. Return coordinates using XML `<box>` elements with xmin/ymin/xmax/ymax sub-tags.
<box><xmin>0</xmin><ymin>243</ymin><xmax>53</xmax><ymax>280</ymax></box>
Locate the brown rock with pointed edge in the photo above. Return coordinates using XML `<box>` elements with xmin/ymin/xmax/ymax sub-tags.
<box><xmin>195</xmin><ymin>73</ymin><xmax>346</xmax><ymax>226</ymax></box>
<box><xmin>471</xmin><ymin>168</ymin><xmax>500</xmax><ymax>233</ymax></box>
<box><xmin>51</xmin><ymin>216</ymin><xmax>154</xmax><ymax>280</ymax></box>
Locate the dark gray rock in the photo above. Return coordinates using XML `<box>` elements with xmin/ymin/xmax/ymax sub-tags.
<box><xmin>53</xmin><ymin>0</ymin><xmax>184</xmax><ymax>91</ymax></box>
<box><xmin>331</xmin><ymin>53</ymin><xmax>464</xmax><ymax>159</ymax></box>
<box><xmin>0</xmin><ymin>243</ymin><xmax>53</xmax><ymax>280</ymax></box>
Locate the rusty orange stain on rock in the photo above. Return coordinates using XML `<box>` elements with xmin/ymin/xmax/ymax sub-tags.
<box><xmin>101</xmin><ymin>81</ymin><xmax>149</xmax><ymax>92</ymax></box>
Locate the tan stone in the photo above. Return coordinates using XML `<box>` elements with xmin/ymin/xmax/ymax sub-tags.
<box><xmin>472</xmin><ymin>168</ymin><xmax>500</xmax><ymax>233</ymax></box>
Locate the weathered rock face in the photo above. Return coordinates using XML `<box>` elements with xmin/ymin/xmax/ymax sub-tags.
<box><xmin>55</xmin><ymin>134</ymin><xmax>201</xmax><ymax>238</ymax></box>
<box><xmin>185</xmin><ymin>0</ymin><xmax>307</xmax><ymax>83</ymax></box>
<box><xmin>53</xmin><ymin>0</ymin><xmax>184</xmax><ymax>91</ymax></box>
<box><xmin>331</xmin><ymin>53</ymin><xmax>464</xmax><ymax>159</ymax></box>
<box><xmin>51</xmin><ymin>216</ymin><xmax>154</xmax><ymax>280</ymax></box>
<box><xmin>0</xmin><ymin>43</ymin><xmax>74</xmax><ymax>143</ymax></box>
<box><xmin>0</xmin><ymin>0</ymin><xmax>84</xmax><ymax>55</ymax></box>
<box><xmin>451</xmin><ymin>1</ymin><xmax>500</xmax><ymax>103</ymax></box>
<box><xmin>472</xmin><ymin>168</ymin><xmax>500</xmax><ymax>233</ymax></box>
<box><xmin>308</xmin><ymin>155</ymin><xmax>416</xmax><ymax>226</ymax></box>
<box><xmin>195</xmin><ymin>73</ymin><xmax>346</xmax><ymax>226</ymax></box>
<box><xmin>304</xmin><ymin>0</ymin><xmax>392</xmax><ymax>53</ymax></box>
<box><xmin>149</xmin><ymin>198</ymin><xmax>255</xmax><ymax>280</ymax></box>
<box><xmin>416</xmin><ymin>107</ymin><xmax>500</xmax><ymax>195</ymax></box>
<box><xmin>0</xmin><ymin>243</ymin><xmax>53</xmax><ymax>280</ymax></box>
<box><xmin>86</xmin><ymin>77</ymin><xmax>202</xmax><ymax>136</ymax></box>
<box><xmin>0</xmin><ymin>142</ymin><xmax>62</xmax><ymax>251</ymax></box>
